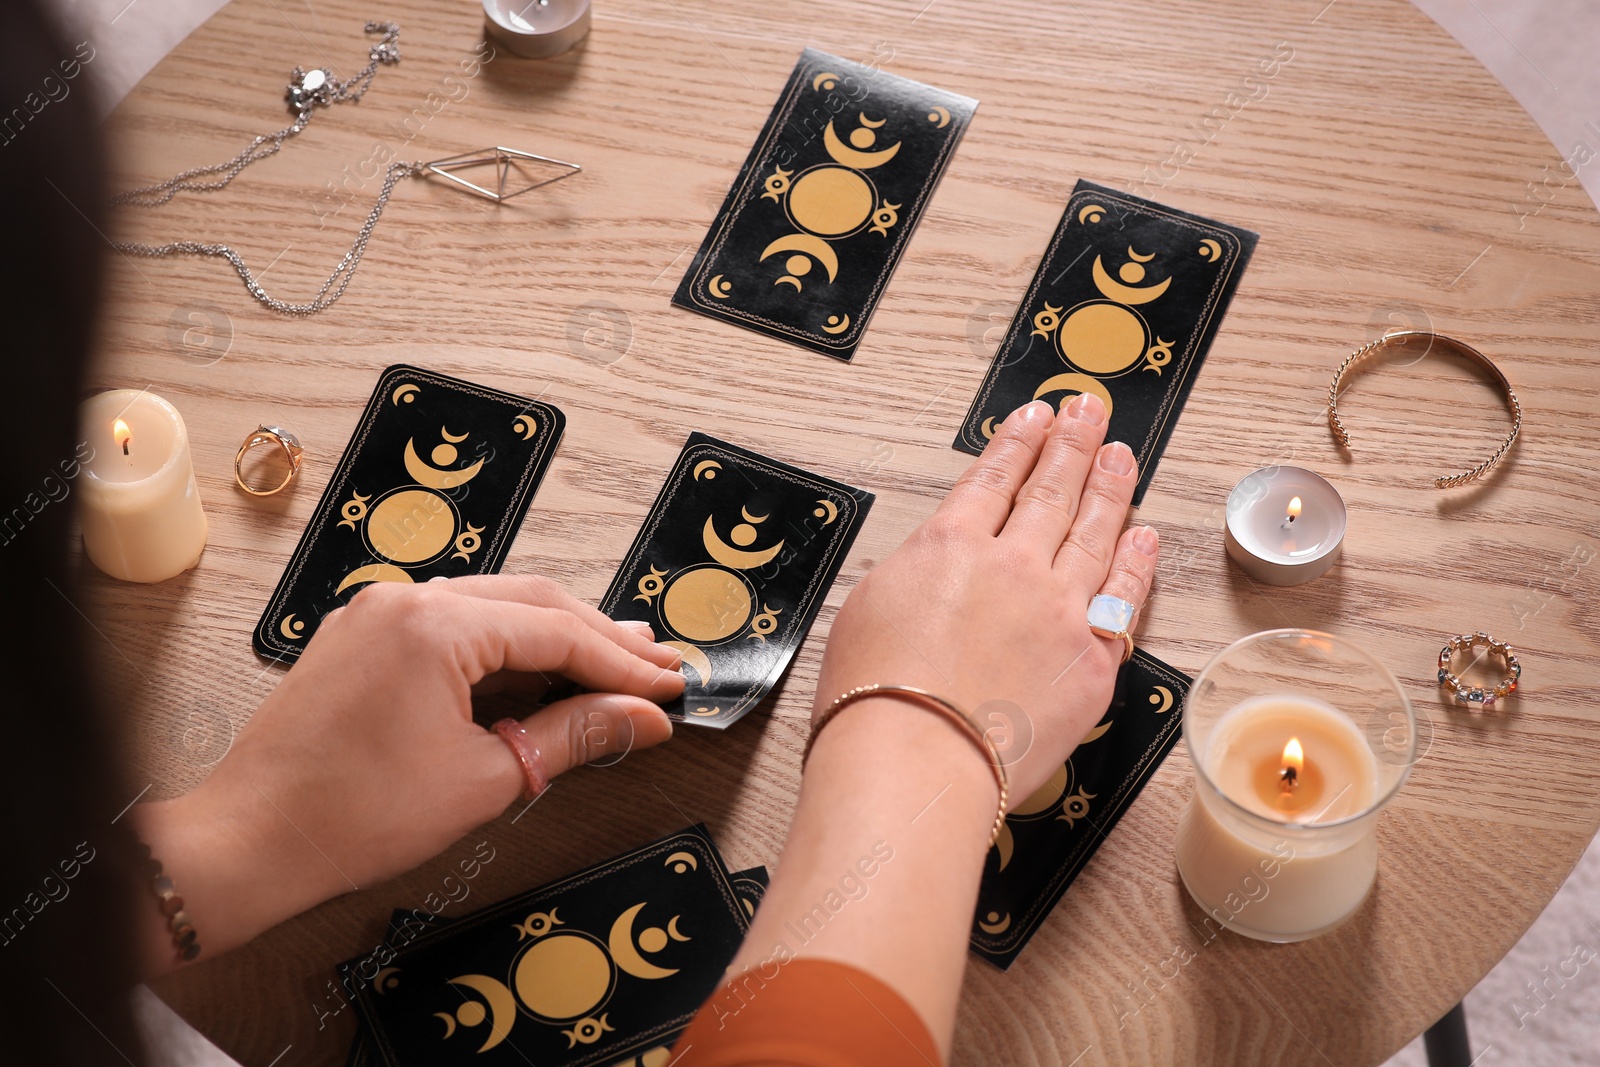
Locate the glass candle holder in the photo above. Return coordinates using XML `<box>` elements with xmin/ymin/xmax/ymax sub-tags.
<box><xmin>1174</xmin><ymin>629</ymin><xmax>1414</xmax><ymax>942</ymax></box>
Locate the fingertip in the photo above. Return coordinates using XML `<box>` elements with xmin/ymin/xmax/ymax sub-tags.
<box><xmin>628</xmin><ymin>705</ymin><xmax>674</xmax><ymax>749</ymax></box>
<box><xmin>619</xmin><ymin>620</ymin><xmax>655</xmax><ymax>637</ymax></box>
<box><xmin>1132</xmin><ymin>524</ymin><xmax>1159</xmax><ymax>556</ymax></box>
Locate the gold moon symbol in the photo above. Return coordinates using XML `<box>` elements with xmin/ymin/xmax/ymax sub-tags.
<box><xmin>1198</xmin><ymin>238</ymin><xmax>1222</xmax><ymax>262</ymax></box>
<box><xmin>1058</xmin><ymin>301</ymin><xmax>1149</xmax><ymax>375</ymax></box>
<box><xmin>788</xmin><ymin>166</ymin><xmax>876</xmax><ymax>235</ymax></box>
<box><xmin>1082</xmin><ymin>719</ymin><xmax>1113</xmax><ymax>744</ymax></box>
<box><xmin>1128</xmin><ymin>246</ymin><xmax>1155</xmax><ymax>263</ymax></box>
<box><xmin>391</xmin><ymin>383</ymin><xmax>420</xmax><ymax>405</ymax></box>
<box><xmin>279</xmin><ymin>614</ymin><xmax>305</xmax><ymax>640</ymax></box>
<box><xmin>366</xmin><ymin>488</ymin><xmax>456</xmax><ymax>563</ymax></box>
<box><xmin>1032</xmin><ymin>373</ymin><xmax>1115</xmax><ymax>419</ymax></box>
<box><xmin>1150</xmin><ymin>685</ymin><xmax>1175</xmax><ymax>713</ymax></box>
<box><xmin>693</xmin><ymin>460</ymin><xmax>721</xmax><ymax>480</ymax></box>
<box><xmin>513</xmin><ymin>415</ymin><xmax>537</xmax><ymax>441</ymax></box>
<box><xmin>663</xmin><ymin>567</ymin><xmax>754</xmax><ymax>641</ymax></box>
<box><xmin>663</xmin><ymin>640</ymin><xmax>713</xmax><ymax>686</ymax></box>
<box><xmin>512</xmin><ymin>935</ymin><xmax>614</xmax><ymax>1022</ymax></box>
<box><xmin>760</xmin><ymin>234</ymin><xmax>839</xmax><ymax>283</ymax></box>
<box><xmin>927</xmin><ymin>105</ymin><xmax>950</xmax><ymax>128</ymax></box>
<box><xmin>823</xmin><ymin>121</ymin><xmax>901</xmax><ymax>170</ymax></box>
<box><xmin>690</xmin><ymin>706</ymin><xmax>721</xmax><ymax>716</ymax></box>
<box><xmin>859</xmin><ymin>113</ymin><xmax>886</xmax><ymax>129</ymax></box>
<box><xmin>447</xmin><ymin>975</ymin><xmax>517</xmax><ymax>1052</ymax></box>
<box><xmin>665</xmin><ymin>851</ymin><xmax>698</xmax><ymax>873</ymax></box>
<box><xmin>433</xmin><ymin>1012</ymin><xmax>456</xmax><ymax>1038</ymax></box>
<box><xmin>822</xmin><ymin>313</ymin><xmax>851</xmax><ymax>335</ymax></box>
<box><xmin>609</xmin><ymin>904</ymin><xmax>679</xmax><ymax>980</ymax></box>
<box><xmin>1011</xmin><ymin>762</ymin><xmax>1069</xmax><ymax>817</ymax></box>
<box><xmin>666</xmin><ymin>916</ymin><xmax>690</xmax><ymax>942</ymax></box>
<box><xmin>813</xmin><ymin>498</ymin><xmax>839</xmax><ymax>524</ymax></box>
<box><xmin>979</xmin><ymin>911</ymin><xmax>1012</xmax><ymax>935</ymax></box>
<box><xmin>702</xmin><ymin>517</ymin><xmax>784</xmax><ymax>569</ymax></box>
<box><xmin>1078</xmin><ymin>203</ymin><xmax>1107</xmax><ymax>224</ymax></box>
<box><xmin>708</xmin><ymin>274</ymin><xmax>732</xmax><ymax>299</ymax></box>
<box><xmin>374</xmin><ymin>966</ymin><xmax>400</xmax><ymax>992</ymax></box>
<box><xmin>335</xmin><ymin>562</ymin><xmax>416</xmax><ymax>595</ymax></box>
<box><xmin>1092</xmin><ymin>255</ymin><xmax>1171</xmax><ymax>305</ymax></box>
<box><xmin>981</xmin><ymin>416</ymin><xmax>998</xmax><ymax>439</ymax></box>
<box><xmin>993</xmin><ymin>821</ymin><xmax>1014</xmax><ymax>872</ymax></box>
<box><xmin>404</xmin><ymin>440</ymin><xmax>485</xmax><ymax>489</ymax></box>
<box><xmin>441</xmin><ymin>427</ymin><xmax>468</xmax><ymax>443</ymax></box>
<box><xmin>811</xmin><ymin>71</ymin><xmax>841</xmax><ymax>91</ymax></box>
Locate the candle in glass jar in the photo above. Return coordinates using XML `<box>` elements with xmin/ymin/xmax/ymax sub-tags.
<box><xmin>78</xmin><ymin>390</ymin><xmax>208</xmax><ymax>583</ymax></box>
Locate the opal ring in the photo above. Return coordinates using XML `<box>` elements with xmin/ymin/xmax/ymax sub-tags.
<box><xmin>234</xmin><ymin>425</ymin><xmax>304</xmax><ymax>496</ymax></box>
<box><xmin>1438</xmin><ymin>632</ymin><xmax>1520</xmax><ymax>708</ymax></box>
<box><xmin>1087</xmin><ymin>594</ymin><xmax>1136</xmax><ymax>664</ymax></box>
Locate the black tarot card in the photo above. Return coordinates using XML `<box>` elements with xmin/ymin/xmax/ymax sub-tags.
<box><xmin>599</xmin><ymin>433</ymin><xmax>873</xmax><ymax>728</ymax></box>
<box><xmin>344</xmin><ymin>826</ymin><xmax>752</xmax><ymax>1067</ymax></box>
<box><xmin>673</xmin><ymin>47</ymin><xmax>977</xmax><ymax>360</ymax></box>
<box><xmin>956</xmin><ymin>181</ymin><xmax>1257</xmax><ymax>503</ymax></box>
<box><xmin>254</xmin><ymin>365</ymin><xmax>563</xmax><ymax>661</ymax></box>
<box><xmin>970</xmin><ymin>651</ymin><xmax>1191</xmax><ymax>969</ymax></box>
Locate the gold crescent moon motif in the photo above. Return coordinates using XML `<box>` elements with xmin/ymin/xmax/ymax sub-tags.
<box><xmin>1092</xmin><ymin>255</ymin><xmax>1171</xmax><ymax>305</ymax></box>
<box><xmin>1078</xmin><ymin>203</ymin><xmax>1107</xmax><ymax>224</ymax></box>
<box><xmin>374</xmin><ymin>966</ymin><xmax>400</xmax><ymax>992</ymax></box>
<box><xmin>690</xmin><ymin>706</ymin><xmax>721</xmax><ymax>716</ymax></box>
<box><xmin>663</xmin><ymin>641</ymin><xmax>713</xmax><ymax>687</ymax></box>
<box><xmin>811</xmin><ymin>71</ymin><xmax>841</xmax><ymax>91</ymax></box>
<box><xmin>978</xmin><ymin>910</ymin><xmax>1012</xmax><ymax>935</ymax></box>
<box><xmin>703</xmin><ymin>516</ymin><xmax>784</xmax><ymax>569</ymax></box>
<box><xmin>708</xmin><ymin>274</ymin><xmax>732</xmax><ymax>298</ymax></box>
<box><xmin>1198</xmin><ymin>238</ymin><xmax>1223</xmax><ymax>262</ymax></box>
<box><xmin>404</xmin><ymin>439</ymin><xmax>485</xmax><ymax>489</ymax></box>
<box><xmin>447</xmin><ymin>975</ymin><xmax>517</xmax><ymax>1053</ymax></box>
<box><xmin>859</xmin><ymin>113</ymin><xmax>887</xmax><ymax>129</ymax></box>
<box><xmin>1011</xmin><ymin>762</ymin><xmax>1069</xmax><ymax>817</ymax></box>
<box><xmin>1127</xmin><ymin>246</ymin><xmax>1156</xmax><ymax>263</ymax></box>
<box><xmin>391</xmin><ymin>383</ymin><xmax>420</xmax><ymax>405</ymax></box>
<box><xmin>981</xmin><ymin>416</ymin><xmax>999</xmax><ymax>439</ymax></box>
<box><xmin>1149</xmin><ymin>685</ymin><xmax>1175</xmax><ymax>713</ymax></box>
<box><xmin>740</xmin><ymin>508</ymin><xmax>768</xmax><ymax>523</ymax></box>
<box><xmin>666</xmin><ymin>916</ymin><xmax>690</xmax><ymax>942</ymax></box>
<box><xmin>813</xmin><ymin>498</ymin><xmax>839</xmax><ymax>524</ymax></box>
<box><xmin>927</xmin><ymin>105</ymin><xmax>950</xmax><ymax>128</ymax></box>
<box><xmin>993</xmin><ymin>821</ymin><xmax>1014</xmax><ymax>872</ymax></box>
<box><xmin>1032</xmin><ymin>373</ymin><xmax>1115</xmax><ymax>419</ymax></box>
<box><xmin>759</xmin><ymin>234</ymin><xmax>839</xmax><ymax>283</ymax></box>
<box><xmin>609</xmin><ymin>904</ymin><xmax>680</xmax><ymax>980</ymax></box>
<box><xmin>1081</xmin><ymin>720</ymin><xmax>1113</xmax><ymax>744</ymax></box>
<box><xmin>433</xmin><ymin>1012</ymin><xmax>457</xmax><ymax>1039</ymax></box>
<box><xmin>335</xmin><ymin>562</ymin><xmax>416</xmax><ymax>595</ymax></box>
<box><xmin>776</xmin><ymin>276</ymin><xmax>802</xmax><ymax>291</ymax></box>
<box><xmin>822</xmin><ymin>313</ymin><xmax>851</xmax><ymax>335</ymax></box>
<box><xmin>693</xmin><ymin>460</ymin><xmax>721</xmax><ymax>480</ymax></box>
<box><xmin>513</xmin><ymin>415</ymin><xmax>537</xmax><ymax>441</ymax></box>
<box><xmin>823</xmin><ymin>121</ymin><xmax>901</xmax><ymax>169</ymax></box>
<box><xmin>664</xmin><ymin>851</ymin><xmax>699</xmax><ymax>872</ymax></box>
<box><xmin>279</xmin><ymin>614</ymin><xmax>306</xmax><ymax>640</ymax></box>
<box><xmin>440</xmin><ymin>427</ymin><xmax>469</xmax><ymax>444</ymax></box>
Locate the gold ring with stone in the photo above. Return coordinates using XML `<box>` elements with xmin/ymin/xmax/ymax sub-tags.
<box><xmin>234</xmin><ymin>425</ymin><xmax>304</xmax><ymax>497</ymax></box>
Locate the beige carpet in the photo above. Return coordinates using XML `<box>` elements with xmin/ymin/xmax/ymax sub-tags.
<box><xmin>50</xmin><ymin>0</ymin><xmax>1600</xmax><ymax>1063</ymax></box>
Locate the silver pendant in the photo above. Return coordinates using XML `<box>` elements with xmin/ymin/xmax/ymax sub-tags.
<box><xmin>422</xmin><ymin>146</ymin><xmax>581</xmax><ymax>202</ymax></box>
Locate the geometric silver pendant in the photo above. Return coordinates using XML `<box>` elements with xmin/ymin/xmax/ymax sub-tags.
<box><xmin>421</xmin><ymin>146</ymin><xmax>581</xmax><ymax>202</ymax></box>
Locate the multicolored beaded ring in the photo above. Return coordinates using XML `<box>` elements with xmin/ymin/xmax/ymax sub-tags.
<box><xmin>1437</xmin><ymin>632</ymin><xmax>1521</xmax><ymax>708</ymax></box>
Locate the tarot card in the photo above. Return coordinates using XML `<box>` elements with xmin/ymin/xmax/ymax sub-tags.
<box><xmin>254</xmin><ymin>365</ymin><xmax>563</xmax><ymax>661</ymax></box>
<box><xmin>673</xmin><ymin>47</ymin><xmax>977</xmax><ymax>360</ymax></box>
<box><xmin>955</xmin><ymin>180</ymin><xmax>1257</xmax><ymax>504</ymax></box>
<box><xmin>345</xmin><ymin>826</ymin><xmax>751</xmax><ymax>1067</ymax></box>
<box><xmin>599</xmin><ymin>433</ymin><xmax>873</xmax><ymax>728</ymax></box>
<box><xmin>970</xmin><ymin>650</ymin><xmax>1191</xmax><ymax>969</ymax></box>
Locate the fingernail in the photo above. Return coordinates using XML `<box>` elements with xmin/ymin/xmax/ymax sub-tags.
<box><xmin>1066</xmin><ymin>391</ymin><xmax>1106</xmax><ymax>425</ymax></box>
<box><xmin>1132</xmin><ymin>524</ymin><xmax>1159</xmax><ymax>555</ymax></box>
<box><xmin>628</xmin><ymin>707</ymin><xmax>674</xmax><ymax>747</ymax></box>
<box><xmin>1016</xmin><ymin>400</ymin><xmax>1053</xmax><ymax>426</ymax></box>
<box><xmin>620</xmin><ymin>620</ymin><xmax>654</xmax><ymax>637</ymax></box>
<box><xmin>1098</xmin><ymin>441</ymin><xmax>1134</xmax><ymax>475</ymax></box>
<box><xmin>656</xmin><ymin>643</ymin><xmax>683</xmax><ymax>667</ymax></box>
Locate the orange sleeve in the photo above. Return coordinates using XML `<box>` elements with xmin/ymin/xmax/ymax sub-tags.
<box><xmin>671</xmin><ymin>958</ymin><xmax>941</xmax><ymax>1067</ymax></box>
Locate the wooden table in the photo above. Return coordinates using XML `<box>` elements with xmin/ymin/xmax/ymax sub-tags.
<box><xmin>94</xmin><ymin>0</ymin><xmax>1600</xmax><ymax>1063</ymax></box>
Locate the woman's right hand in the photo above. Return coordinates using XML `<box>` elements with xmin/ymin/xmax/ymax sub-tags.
<box><xmin>815</xmin><ymin>392</ymin><xmax>1159</xmax><ymax>803</ymax></box>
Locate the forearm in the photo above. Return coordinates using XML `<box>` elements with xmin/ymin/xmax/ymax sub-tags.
<box><xmin>725</xmin><ymin>697</ymin><xmax>997</xmax><ymax>1057</ymax></box>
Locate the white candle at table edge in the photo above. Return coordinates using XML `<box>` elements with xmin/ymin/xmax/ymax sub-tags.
<box><xmin>483</xmin><ymin>0</ymin><xmax>592</xmax><ymax>58</ymax></box>
<box><xmin>78</xmin><ymin>390</ymin><xmax>207</xmax><ymax>583</ymax></box>
<box><xmin>1224</xmin><ymin>465</ymin><xmax>1347</xmax><ymax>586</ymax></box>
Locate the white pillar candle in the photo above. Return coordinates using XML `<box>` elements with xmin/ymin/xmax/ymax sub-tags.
<box><xmin>483</xmin><ymin>0</ymin><xmax>592</xmax><ymax>58</ymax></box>
<box><xmin>78</xmin><ymin>390</ymin><xmax>207</xmax><ymax>583</ymax></box>
<box><xmin>1174</xmin><ymin>630</ymin><xmax>1413</xmax><ymax>942</ymax></box>
<box><xmin>1224</xmin><ymin>465</ymin><xmax>1346</xmax><ymax>586</ymax></box>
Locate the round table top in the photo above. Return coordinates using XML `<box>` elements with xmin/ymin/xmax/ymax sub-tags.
<box><xmin>93</xmin><ymin>0</ymin><xmax>1600</xmax><ymax>1063</ymax></box>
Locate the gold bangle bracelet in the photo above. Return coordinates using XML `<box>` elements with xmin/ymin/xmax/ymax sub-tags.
<box><xmin>805</xmin><ymin>684</ymin><xmax>1010</xmax><ymax>847</ymax></box>
<box><xmin>1327</xmin><ymin>330</ymin><xmax>1522</xmax><ymax>488</ymax></box>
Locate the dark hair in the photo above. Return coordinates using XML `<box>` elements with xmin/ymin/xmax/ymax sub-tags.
<box><xmin>0</xmin><ymin>2</ymin><xmax>146</xmax><ymax>1062</ymax></box>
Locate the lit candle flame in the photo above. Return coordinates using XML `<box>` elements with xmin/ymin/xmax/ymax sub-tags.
<box><xmin>113</xmin><ymin>418</ymin><xmax>132</xmax><ymax>456</ymax></box>
<box><xmin>1279</xmin><ymin>736</ymin><xmax>1304</xmax><ymax>792</ymax></box>
<box><xmin>1286</xmin><ymin>496</ymin><xmax>1302</xmax><ymax>523</ymax></box>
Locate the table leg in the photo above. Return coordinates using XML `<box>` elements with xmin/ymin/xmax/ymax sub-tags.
<box><xmin>1423</xmin><ymin>1003</ymin><xmax>1472</xmax><ymax>1067</ymax></box>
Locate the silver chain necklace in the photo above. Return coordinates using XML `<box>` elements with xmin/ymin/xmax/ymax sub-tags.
<box><xmin>112</xmin><ymin>21</ymin><xmax>579</xmax><ymax>316</ymax></box>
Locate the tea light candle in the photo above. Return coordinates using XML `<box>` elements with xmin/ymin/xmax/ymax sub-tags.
<box><xmin>483</xmin><ymin>0</ymin><xmax>591</xmax><ymax>58</ymax></box>
<box><xmin>78</xmin><ymin>390</ymin><xmax>208</xmax><ymax>583</ymax></box>
<box><xmin>1174</xmin><ymin>630</ymin><xmax>1413</xmax><ymax>943</ymax></box>
<box><xmin>1224</xmin><ymin>465</ymin><xmax>1346</xmax><ymax>586</ymax></box>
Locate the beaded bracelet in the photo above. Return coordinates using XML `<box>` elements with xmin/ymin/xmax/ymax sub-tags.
<box><xmin>134</xmin><ymin>840</ymin><xmax>200</xmax><ymax>963</ymax></box>
<box><xmin>1438</xmin><ymin>632</ymin><xmax>1521</xmax><ymax>708</ymax></box>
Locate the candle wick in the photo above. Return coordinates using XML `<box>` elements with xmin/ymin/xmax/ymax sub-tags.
<box><xmin>122</xmin><ymin>440</ymin><xmax>130</xmax><ymax>456</ymax></box>
<box><xmin>1279</xmin><ymin>766</ymin><xmax>1298</xmax><ymax>792</ymax></box>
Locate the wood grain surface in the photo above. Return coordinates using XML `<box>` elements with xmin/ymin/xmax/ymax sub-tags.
<box><xmin>84</xmin><ymin>0</ymin><xmax>1600</xmax><ymax>1063</ymax></box>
